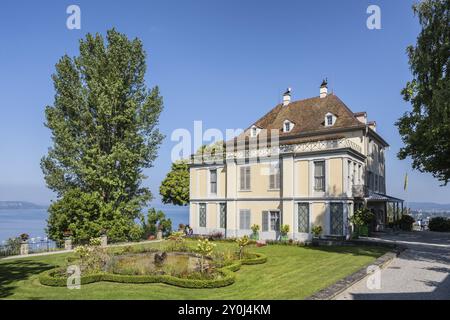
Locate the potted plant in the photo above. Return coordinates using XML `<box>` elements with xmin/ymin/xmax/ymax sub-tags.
<box><xmin>311</xmin><ymin>225</ymin><xmax>323</xmax><ymax>246</ymax></box>
<box><xmin>250</xmin><ymin>224</ymin><xmax>260</xmax><ymax>240</ymax></box>
<box><xmin>280</xmin><ymin>224</ymin><xmax>290</xmax><ymax>241</ymax></box>
<box><xmin>349</xmin><ymin>208</ymin><xmax>374</xmax><ymax>238</ymax></box>
<box><xmin>311</xmin><ymin>225</ymin><xmax>323</xmax><ymax>239</ymax></box>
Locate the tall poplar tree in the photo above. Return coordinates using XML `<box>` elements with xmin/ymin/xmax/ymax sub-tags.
<box><xmin>42</xmin><ymin>29</ymin><xmax>164</xmax><ymax>242</ymax></box>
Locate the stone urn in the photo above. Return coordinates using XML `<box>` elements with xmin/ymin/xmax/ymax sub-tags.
<box><xmin>100</xmin><ymin>235</ymin><xmax>108</xmax><ymax>247</ymax></box>
<box><xmin>20</xmin><ymin>241</ymin><xmax>29</xmax><ymax>255</ymax></box>
<box><xmin>64</xmin><ymin>238</ymin><xmax>73</xmax><ymax>250</ymax></box>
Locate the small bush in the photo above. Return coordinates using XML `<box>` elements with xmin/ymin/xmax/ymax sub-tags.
<box><xmin>398</xmin><ymin>214</ymin><xmax>415</xmax><ymax>231</ymax></box>
<box><xmin>311</xmin><ymin>225</ymin><xmax>323</xmax><ymax>237</ymax></box>
<box><xmin>428</xmin><ymin>217</ymin><xmax>450</xmax><ymax>232</ymax></box>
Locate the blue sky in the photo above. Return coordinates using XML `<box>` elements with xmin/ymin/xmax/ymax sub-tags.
<box><xmin>0</xmin><ymin>0</ymin><xmax>448</xmax><ymax>205</ymax></box>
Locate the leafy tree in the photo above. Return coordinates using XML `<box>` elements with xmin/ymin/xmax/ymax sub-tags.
<box><xmin>142</xmin><ymin>208</ymin><xmax>172</xmax><ymax>238</ymax></box>
<box><xmin>159</xmin><ymin>141</ymin><xmax>225</xmax><ymax>206</ymax></box>
<box><xmin>349</xmin><ymin>208</ymin><xmax>375</xmax><ymax>227</ymax></box>
<box><xmin>42</xmin><ymin>29</ymin><xmax>164</xmax><ymax>243</ymax></box>
<box><xmin>396</xmin><ymin>0</ymin><xmax>450</xmax><ymax>185</ymax></box>
<box><xmin>159</xmin><ymin>160</ymin><xmax>190</xmax><ymax>206</ymax></box>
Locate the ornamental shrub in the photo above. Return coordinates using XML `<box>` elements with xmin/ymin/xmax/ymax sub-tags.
<box><xmin>428</xmin><ymin>217</ymin><xmax>450</xmax><ymax>232</ymax></box>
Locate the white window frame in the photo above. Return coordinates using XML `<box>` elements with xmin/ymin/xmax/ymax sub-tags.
<box><xmin>269</xmin><ymin>211</ymin><xmax>281</xmax><ymax>232</ymax></box>
<box><xmin>268</xmin><ymin>161</ymin><xmax>280</xmax><ymax>190</ymax></box>
<box><xmin>297</xmin><ymin>203</ymin><xmax>310</xmax><ymax>234</ymax></box>
<box><xmin>313</xmin><ymin>160</ymin><xmax>326</xmax><ymax>192</ymax></box>
<box><xmin>199</xmin><ymin>203</ymin><xmax>207</xmax><ymax>228</ymax></box>
<box><xmin>239</xmin><ymin>209</ymin><xmax>251</xmax><ymax>230</ymax></box>
<box><xmin>283</xmin><ymin>120</ymin><xmax>294</xmax><ymax>133</ymax></box>
<box><xmin>239</xmin><ymin>165</ymin><xmax>251</xmax><ymax>191</ymax></box>
<box><xmin>324</xmin><ymin>113</ymin><xmax>336</xmax><ymax>127</ymax></box>
<box><xmin>209</xmin><ymin>168</ymin><xmax>218</xmax><ymax>195</ymax></box>
<box><xmin>250</xmin><ymin>125</ymin><xmax>260</xmax><ymax>137</ymax></box>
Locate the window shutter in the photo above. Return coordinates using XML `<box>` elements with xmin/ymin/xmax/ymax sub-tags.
<box><xmin>240</xmin><ymin>167</ymin><xmax>245</xmax><ymax>190</ymax></box>
<box><xmin>245</xmin><ymin>211</ymin><xmax>250</xmax><ymax>230</ymax></box>
<box><xmin>262</xmin><ymin>211</ymin><xmax>268</xmax><ymax>232</ymax></box>
<box><xmin>276</xmin><ymin>167</ymin><xmax>280</xmax><ymax>189</ymax></box>
<box><xmin>246</xmin><ymin>167</ymin><xmax>251</xmax><ymax>190</ymax></box>
<box><xmin>269</xmin><ymin>173</ymin><xmax>274</xmax><ymax>189</ymax></box>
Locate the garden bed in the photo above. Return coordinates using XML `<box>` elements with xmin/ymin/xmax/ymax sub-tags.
<box><xmin>39</xmin><ymin>251</ymin><xmax>267</xmax><ymax>289</ymax></box>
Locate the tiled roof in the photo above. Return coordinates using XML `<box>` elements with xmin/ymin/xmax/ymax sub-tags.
<box><xmin>248</xmin><ymin>94</ymin><xmax>365</xmax><ymax>138</ymax></box>
<box><xmin>366</xmin><ymin>191</ymin><xmax>404</xmax><ymax>202</ymax></box>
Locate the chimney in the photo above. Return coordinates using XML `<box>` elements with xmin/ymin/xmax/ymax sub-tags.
<box><xmin>368</xmin><ymin>121</ymin><xmax>377</xmax><ymax>132</ymax></box>
<box><xmin>282</xmin><ymin>88</ymin><xmax>292</xmax><ymax>106</ymax></box>
<box><xmin>320</xmin><ymin>79</ymin><xmax>328</xmax><ymax>98</ymax></box>
<box><xmin>354</xmin><ymin>112</ymin><xmax>368</xmax><ymax>124</ymax></box>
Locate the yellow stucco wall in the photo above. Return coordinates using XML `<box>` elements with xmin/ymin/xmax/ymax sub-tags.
<box><xmin>328</xmin><ymin>158</ymin><xmax>343</xmax><ymax>196</ymax></box>
<box><xmin>226</xmin><ymin>201</ymin><xmax>236</xmax><ymax>229</ymax></box>
<box><xmin>218</xmin><ymin>167</ymin><xmax>226</xmax><ymax>198</ymax></box>
<box><xmin>198</xmin><ymin>169</ymin><xmax>207</xmax><ymax>198</ymax></box>
<box><xmin>190</xmin><ymin>203</ymin><xmax>197</xmax><ymax>227</ymax></box>
<box><xmin>312</xmin><ymin>202</ymin><xmax>326</xmax><ymax>229</ymax></box>
<box><xmin>236</xmin><ymin>201</ymin><xmax>282</xmax><ymax>228</ymax></box>
<box><xmin>190</xmin><ymin>168</ymin><xmax>196</xmax><ymax>199</ymax></box>
<box><xmin>236</xmin><ymin>162</ymin><xmax>281</xmax><ymax>198</ymax></box>
<box><xmin>295</xmin><ymin>160</ymin><xmax>309</xmax><ymax>197</ymax></box>
<box><xmin>206</xmin><ymin>203</ymin><xmax>217</xmax><ymax>228</ymax></box>
<box><xmin>282</xmin><ymin>157</ymin><xmax>293</xmax><ymax>197</ymax></box>
<box><xmin>282</xmin><ymin>201</ymin><xmax>294</xmax><ymax>230</ymax></box>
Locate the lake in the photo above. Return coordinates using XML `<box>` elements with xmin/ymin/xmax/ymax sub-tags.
<box><xmin>0</xmin><ymin>206</ymin><xmax>189</xmax><ymax>243</ymax></box>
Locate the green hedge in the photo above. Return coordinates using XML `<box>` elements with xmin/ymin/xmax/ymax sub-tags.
<box><xmin>39</xmin><ymin>252</ymin><xmax>267</xmax><ymax>289</ymax></box>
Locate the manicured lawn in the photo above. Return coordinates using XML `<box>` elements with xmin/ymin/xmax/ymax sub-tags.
<box><xmin>0</xmin><ymin>241</ymin><xmax>387</xmax><ymax>300</ymax></box>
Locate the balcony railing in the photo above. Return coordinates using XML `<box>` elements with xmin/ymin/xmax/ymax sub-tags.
<box><xmin>191</xmin><ymin>138</ymin><xmax>362</xmax><ymax>164</ymax></box>
<box><xmin>280</xmin><ymin>138</ymin><xmax>362</xmax><ymax>154</ymax></box>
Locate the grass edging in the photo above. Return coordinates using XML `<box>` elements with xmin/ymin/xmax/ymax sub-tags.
<box><xmin>305</xmin><ymin>245</ymin><xmax>405</xmax><ymax>300</ymax></box>
<box><xmin>39</xmin><ymin>252</ymin><xmax>267</xmax><ymax>289</ymax></box>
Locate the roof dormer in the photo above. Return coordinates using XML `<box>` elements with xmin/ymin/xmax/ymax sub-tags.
<box><xmin>324</xmin><ymin>112</ymin><xmax>337</xmax><ymax>127</ymax></box>
<box><xmin>250</xmin><ymin>125</ymin><xmax>261</xmax><ymax>137</ymax></box>
<box><xmin>283</xmin><ymin>120</ymin><xmax>294</xmax><ymax>133</ymax></box>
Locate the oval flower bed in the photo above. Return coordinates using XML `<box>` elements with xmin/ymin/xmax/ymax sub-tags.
<box><xmin>39</xmin><ymin>251</ymin><xmax>267</xmax><ymax>289</ymax></box>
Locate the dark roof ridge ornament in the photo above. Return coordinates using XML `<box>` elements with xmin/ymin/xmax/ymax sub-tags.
<box><xmin>282</xmin><ymin>87</ymin><xmax>292</xmax><ymax>106</ymax></box>
<box><xmin>320</xmin><ymin>79</ymin><xmax>328</xmax><ymax>98</ymax></box>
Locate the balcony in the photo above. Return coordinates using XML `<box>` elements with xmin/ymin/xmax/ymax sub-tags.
<box><xmin>352</xmin><ymin>185</ymin><xmax>369</xmax><ymax>198</ymax></box>
<box><xmin>191</xmin><ymin>138</ymin><xmax>363</xmax><ymax>164</ymax></box>
<box><xmin>280</xmin><ymin>138</ymin><xmax>362</xmax><ymax>154</ymax></box>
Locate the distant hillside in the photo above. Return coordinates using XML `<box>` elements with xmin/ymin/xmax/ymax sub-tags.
<box><xmin>408</xmin><ymin>202</ymin><xmax>450</xmax><ymax>212</ymax></box>
<box><xmin>0</xmin><ymin>201</ymin><xmax>47</xmax><ymax>210</ymax></box>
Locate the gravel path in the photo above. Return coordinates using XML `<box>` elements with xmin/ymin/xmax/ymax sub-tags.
<box><xmin>335</xmin><ymin>231</ymin><xmax>450</xmax><ymax>300</ymax></box>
